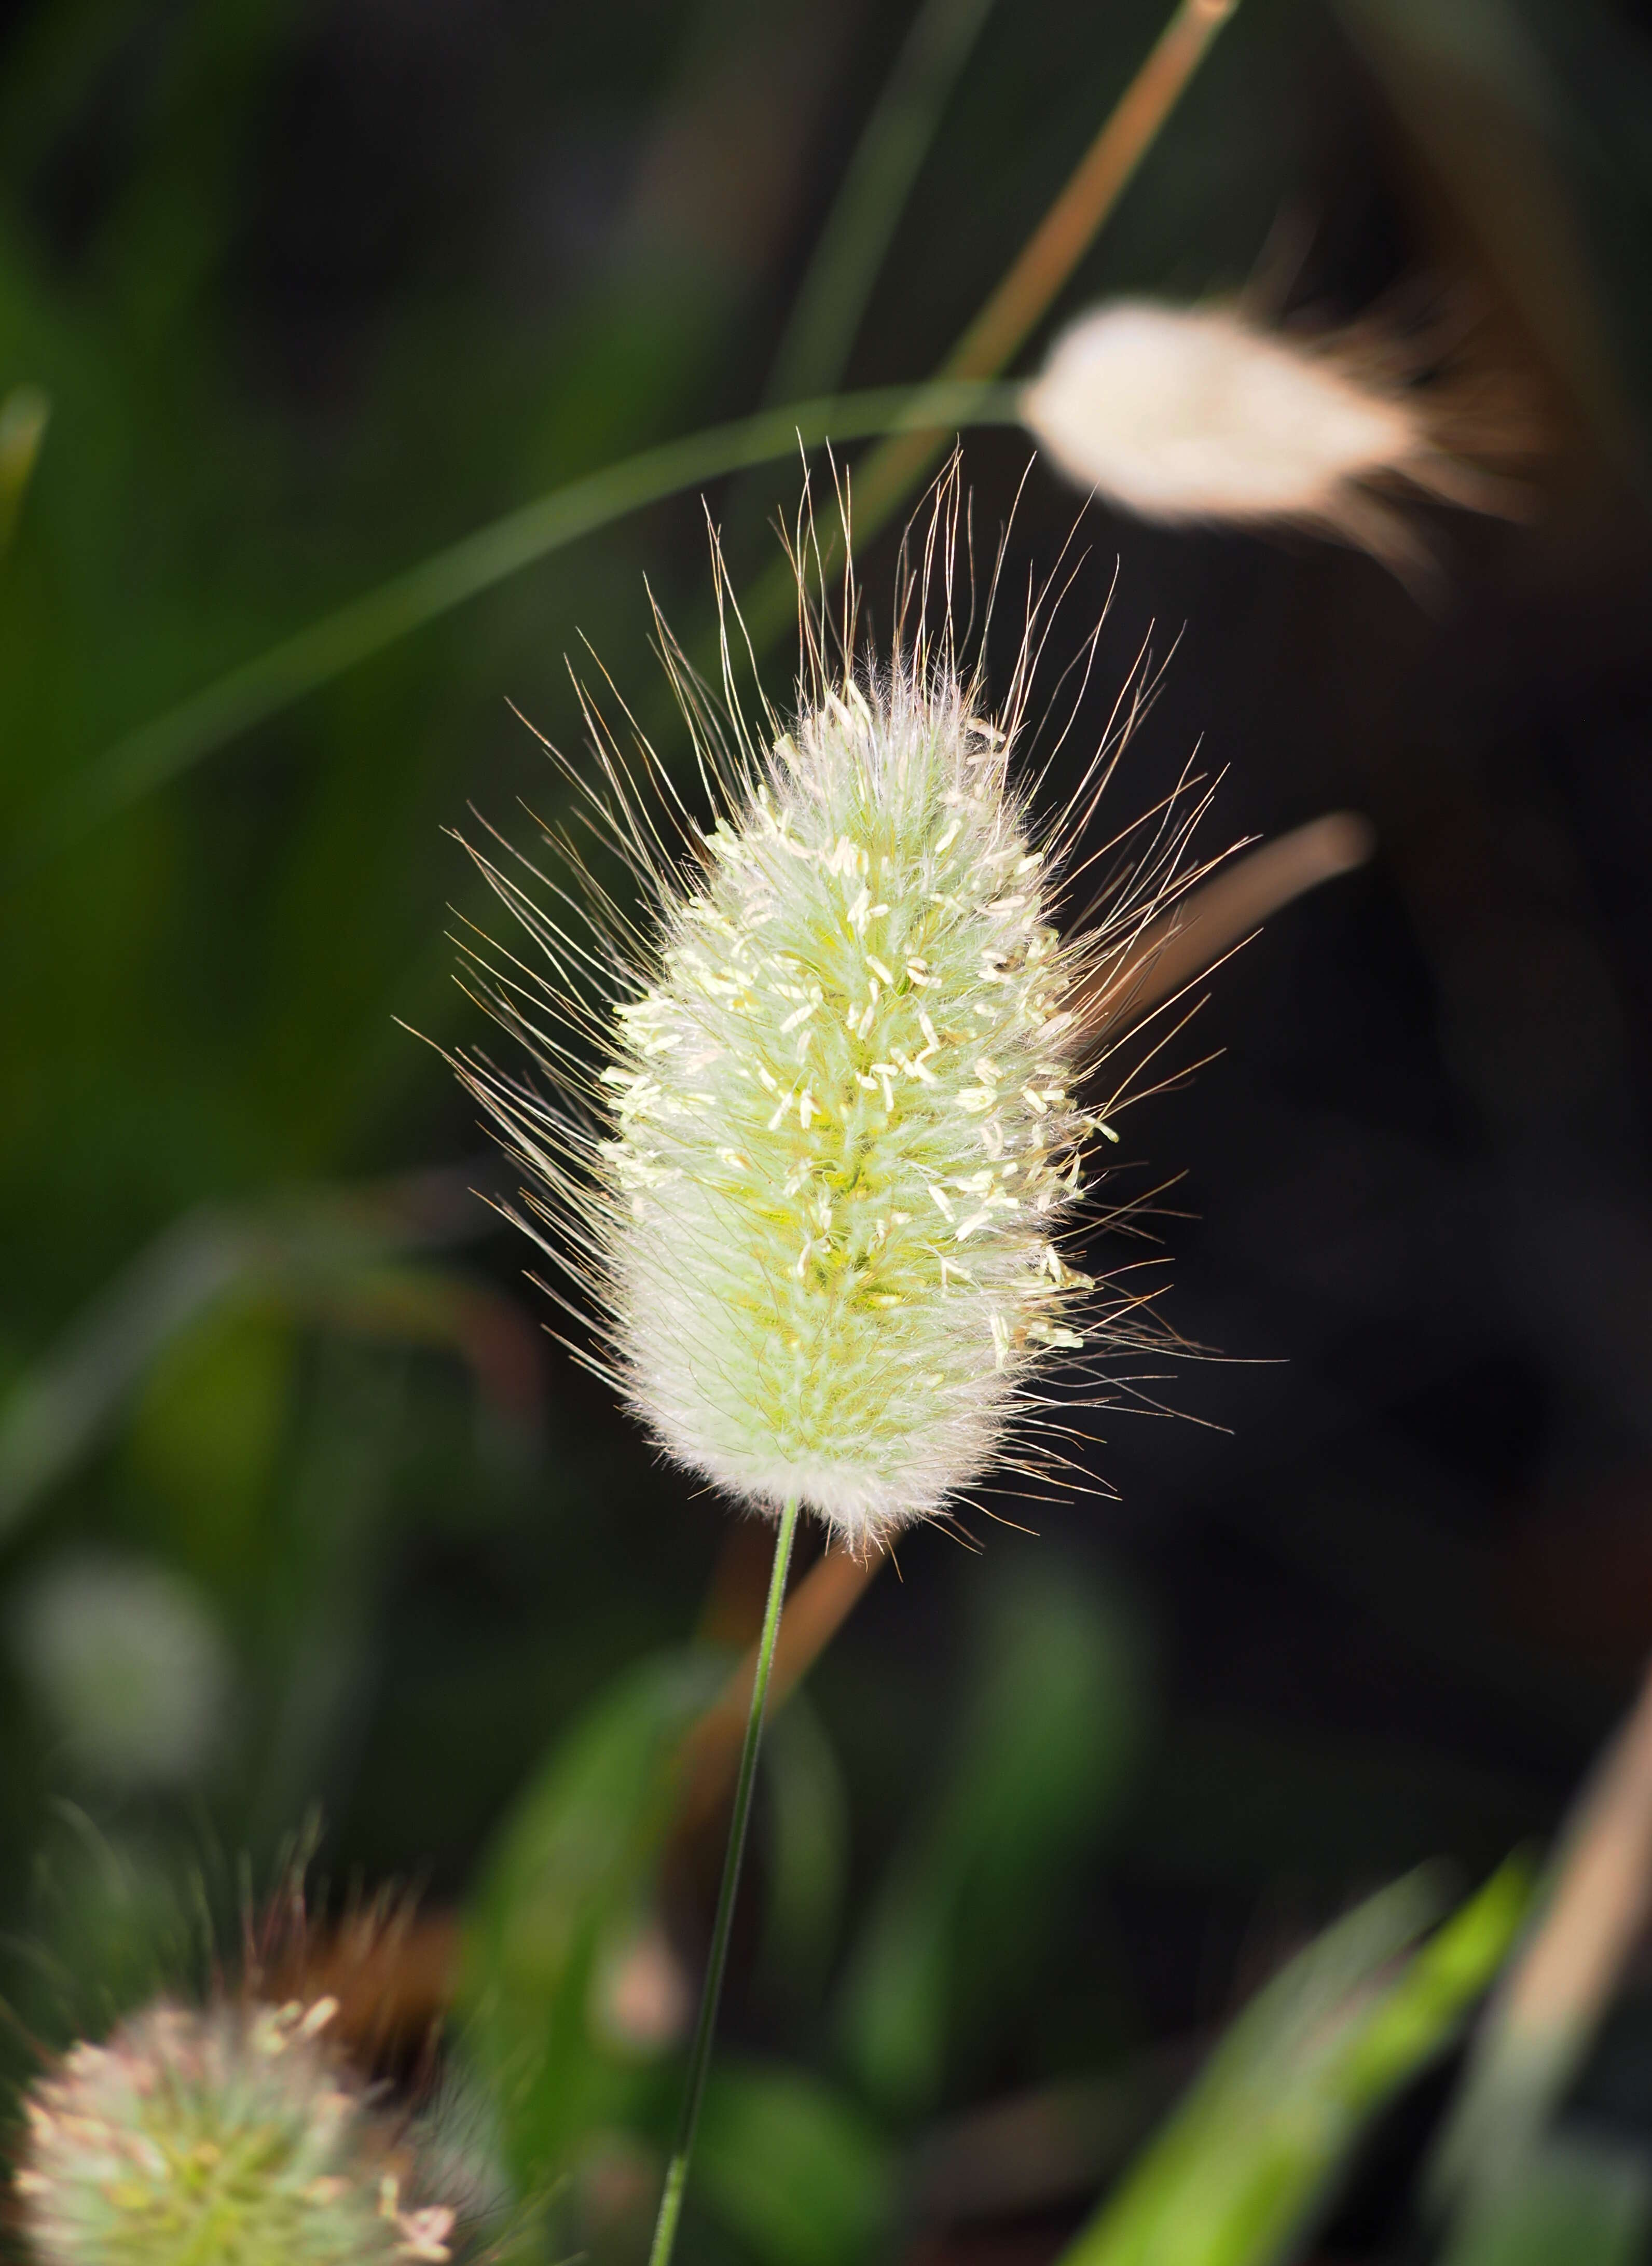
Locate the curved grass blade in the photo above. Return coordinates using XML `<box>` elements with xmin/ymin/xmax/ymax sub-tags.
<box><xmin>836</xmin><ymin>1563</ymin><xmax>1147</xmax><ymax>2118</ymax></box>
<box><xmin>695</xmin><ymin>2060</ymin><xmax>896</xmax><ymax>2266</ymax></box>
<box><xmin>1431</xmin><ymin>1651</ymin><xmax>1652</xmax><ymax>2223</ymax></box>
<box><xmin>1056</xmin><ymin>1859</ymin><xmax>1531</xmax><ymax>2266</ymax></box>
<box><xmin>24</xmin><ymin>381</ymin><xmax>1017</xmax><ymax>862</ymax></box>
<box><xmin>0</xmin><ymin>1178</ymin><xmax>519</xmax><ymax>1543</ymax></box>
<box><xmin>1441</xmin><ymin>2140</ymin><xmax>1652</xmax><ymax>2266</ymax></box>
<box><xmin>0</xmin><ymin>382</ymin><xmax>50</xmax><ymax>554</ymax></box>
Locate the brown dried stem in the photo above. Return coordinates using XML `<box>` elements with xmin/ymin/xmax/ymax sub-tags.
<box><xmin>677</xmin><ymin>1543</ymin><xmax>878</xmax><ymax>1831</ymax></box>
<box><xmin>1077</xmin><ymin>811</ymin><xmax>1378</xmax><ymax>1040</ymax></box>
<box><xmin>847</xmin><ymin>0</ymin><xmax>1242</xmax><ymax>542</ymax></box>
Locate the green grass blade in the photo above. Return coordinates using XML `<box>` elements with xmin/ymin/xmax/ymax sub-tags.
<box><xmin>1441</xmin><ymin>2141</ymin><xmax>1652</xmax><ymax>2266</ymax></box>
<box><xmin>0</xmin><ymin>1208</ymin><xmax>257</xmax><ymax>1543</ymax></box>
<box><xmin>763</xmin><ymin>0</ymin><xmax>1001</xmax><ymax>404</ymax></box>
<box><xmin>0</xmin><ymin>1183</ymin><xmax>495</xmax><ymax>1542</ymax></box>
<box><xmin>26</xmin><ymin>380</ymin><xmax>1019</xmax><ymax>860</ymax></box>
<box><xmin>0</xmin><ymin>382</ymin><xmax>50</xmax><ymax>554</ymax></box>
<box><xmin>1056</xmin><ymin>1859</ymin><xmax>1532</xmax><ymax>2266</ymax></box>
<box><xmin>457</xmin><ymin>1649</ymin><xmax>726</xmax><ymax>2191</ymax></box>
<box><xmin>695</xmin><ymin>2060</ymin><xmax>895</xmax><ymax>2266</ymax></box>
<box><xmin>835</xmin><ymin>1563</ymin><xmax>1146</xmax><ymax>2118</ymax></box>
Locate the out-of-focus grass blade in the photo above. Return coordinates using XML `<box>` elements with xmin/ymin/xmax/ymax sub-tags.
<box><xmin>762</xmin><ymin>0</ymin><xmax>1000</xmax><ymax>404</ymax></box>
<box><xmin>696</xmin><ymin>2059</ymin><xmax>896</xmax><ymax>2266</ymax></box>
<box><xmin>1430</xmin><ymin>1657</ymin><xmax>1652</xmax><ymax>2227</ymax></box>
<box><xmin>836</xmin><ymin>1562</ymin><xmax>1147</xmax><ymax>2117</ymax></box>
<box><xmin>456</xmin><ymin>1650</ymin><xmax>723</xmax><ymax>2191</ymax></box>
<box><xmin>0</xmin><ymin>1184</ymin><xmax>536</xmax><ymax>1543</ymax></box>
<box><xmin>28</xmin><ymin>380</ymin><xmax>1017</xmax><ymax>859</ymax></box>
<box><xmin>0</xmin><ymin>1208</ymin><xmax>255</xmax><ymax>1543</ymax></box>
<box><xmin>758</xmin><ymin>1689</ymin><xmax>850</xmax><ymax>2013</ymax></box>
<box><xmin>1056</xmin><ymin>1859</ymin><xmax>1531</xmax><ymax>2266</ymax></box>
<box><xmin>1442</xmin><ymin>2140</ymin><xmax>1652</xmax><ymax>2266</ymax></box>
<box><xmin>0</xmin><ymin>382</ymin><xmax>49</xmax><ymax>552</ymax></box>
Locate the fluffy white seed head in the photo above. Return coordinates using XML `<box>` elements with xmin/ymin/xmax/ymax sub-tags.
<box><xmin>456</xmin><ymin>512</ymin><xmax>1190</xmax><ymax>1551</ymax></box>
<box><xmin>1023</xmin><ymin>298</ymin><xmax>1520</xmax><ymax>572</ymax></box>
<box><xmin>15</xmin><ymin>1996</ymin><xmax>459</xmax><ymax>2265</ymax></box>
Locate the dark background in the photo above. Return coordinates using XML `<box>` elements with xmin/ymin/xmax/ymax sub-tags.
<box><xmin>5</xmin><ymin>1</ymin><xmax>1652</xmax><ymax>2258</ymax></box>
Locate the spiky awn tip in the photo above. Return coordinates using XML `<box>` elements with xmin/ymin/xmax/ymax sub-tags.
<box><xmin>452</xmin><ymin>488</ymin><xmax>1194</xmax><ymax>1552</ymax></box>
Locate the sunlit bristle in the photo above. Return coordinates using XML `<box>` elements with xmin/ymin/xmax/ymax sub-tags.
<box><xmin>453</xmin><ymin>482</ymin><xmax>1194</xmax><ymax>1549</ymax></box>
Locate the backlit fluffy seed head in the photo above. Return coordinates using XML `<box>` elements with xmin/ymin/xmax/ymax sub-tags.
<box><xmin>455</xmin><ymin>500</ymin><xmax>1191</xmax><ymax>1551</ymax></box>
<box><xmin>15</xmin><ymin>1996</ymin><xmax>458</xmax><ymax>2264</ymax></box>
<box><xmin>1023</xmin><ymin>298</ymin><xmax>1523</xmax><ymax>575</ymax></box>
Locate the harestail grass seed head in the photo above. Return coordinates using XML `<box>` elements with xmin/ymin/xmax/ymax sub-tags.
<box><xmin>1022</xmin><ymin>297</ymin><xmax>1530</xmax><ymax>579</ymax></box>
<box><xmin>13</xmin><ymin>1995</ymin><xmax>459</xmax><ymax>2265</ymax></box>
<box><xmin>450</xmin><ymin>484</ymin><xmax>1205</xmax><ymax>1553</ymax></box>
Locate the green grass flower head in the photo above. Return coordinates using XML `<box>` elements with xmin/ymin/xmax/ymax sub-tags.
<box><xmin>15</xmin><ymin>1996</ymin><xmax>457</xmax><ymax>2264</ymax></box>
<box><xmin>458</xmin><ymin>503</ymin><xmax>1179</xmax><ymax>1551</ymax></box>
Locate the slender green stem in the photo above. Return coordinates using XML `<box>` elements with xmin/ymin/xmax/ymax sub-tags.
<box><xmin>649</xmin><ymin>1495</ymin><xmax>801</xmax><ymax>2266</ymax></box>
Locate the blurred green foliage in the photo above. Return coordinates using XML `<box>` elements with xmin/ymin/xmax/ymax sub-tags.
<box><xmin>836</xmin><ymin>1566</ymin><xmax>1147</xmax><ymax>2118</ymax></box>
<box><xmin>1061</xmin><ymin>1863</ymin><xmax>1530</xmax><ymax>2266</ymax></box>
<box><xmin>1442</xmin><ymin>2144</ymin><xmax>1652</xmax><ymax>2266</ymax></box>
<box><xmin>461</xmin><ymin>1650</ymin><xmax>720</xmax><ymax>2192</ymax></box>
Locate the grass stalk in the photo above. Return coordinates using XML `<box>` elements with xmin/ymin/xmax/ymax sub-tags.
<box><xmin>719</xmin><ymin>0</ymin><xmax>1000</xmax><ymax>545</ymax></box>
<box><xmin>648</xmin><ymin>1493</ymin><xmax>801</xmax><ymax>2266</ymax></box>
<box><xmin>744</xmin><ymin>0</ymin><xmax>1241</xmax><ymax>642</ymax></box>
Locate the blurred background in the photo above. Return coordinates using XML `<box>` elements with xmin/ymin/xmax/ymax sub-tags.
<box><xmin>5</xmin><ymin>0</ymin><xmax>1652</xmax><ymax>2259</ymax></box>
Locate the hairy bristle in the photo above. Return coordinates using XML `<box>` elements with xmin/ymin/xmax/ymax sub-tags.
<box><xmin>452</xmin><ymin>480</ymin><xmax>1197</xmax><ymax>1549</ymax></box>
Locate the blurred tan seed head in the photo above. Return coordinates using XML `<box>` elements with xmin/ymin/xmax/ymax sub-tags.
<box><xmin>1022</xmin><ymin>297</ymin><xmax>1531</xmax><ymax>578</ymax></box>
